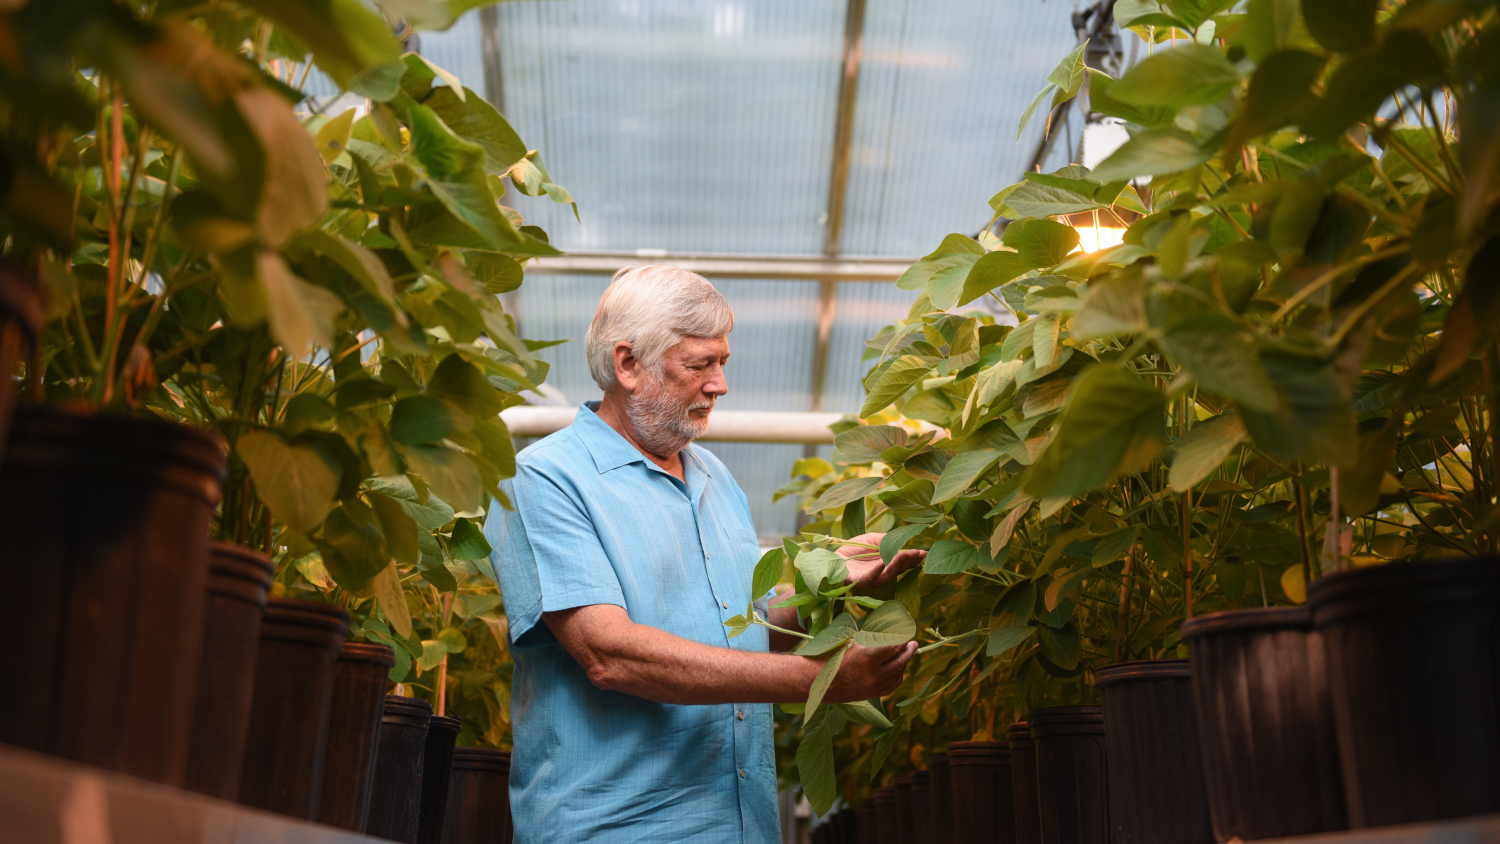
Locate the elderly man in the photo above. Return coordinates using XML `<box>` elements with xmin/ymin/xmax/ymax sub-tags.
<box><xmin>486</xmin><ymin>265</ymin><xmax>923</xmax><ymax>844</ymax></box>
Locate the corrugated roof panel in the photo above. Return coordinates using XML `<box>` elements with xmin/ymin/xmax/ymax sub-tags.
<box><xmin>839</xmin><ymin>0</ymin><xmax>1079</xmax><ymax>256</ymax></box>
<box><xmin>819</xmin><ymin>281</ymin><xmax>918</xmax><ymax>415</ymax></box>
<box><xmin>490</xmin><ymin>1</ymin><xmax>847</xmax><ymax>254</ymax></box>
<box><xmin>415</xmin><ymin>15</ymin><xmax>489</xmax><ymax>100</ymax></box>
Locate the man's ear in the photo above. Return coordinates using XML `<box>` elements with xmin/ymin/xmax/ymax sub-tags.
<box><xmin>613</xmin><ymin>342</ymin><xmax>641</xmax><ymax>392</ymax></box>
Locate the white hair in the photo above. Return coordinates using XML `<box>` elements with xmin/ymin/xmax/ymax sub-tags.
<box><xmin>585</xmin><ymin>265</ymin><xmax>735</xmax><ymax>390</ymax></box>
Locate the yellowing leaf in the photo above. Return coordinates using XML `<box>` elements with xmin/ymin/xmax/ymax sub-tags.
<box><xmin>374</xmin><ymin>561</ymin><xmax>413</xmax><ymax>639</ymax></box>
<box><xmin>237</xmin><ymin>429</ymin><xmax>340</xmax><ymax>533</ymax></box>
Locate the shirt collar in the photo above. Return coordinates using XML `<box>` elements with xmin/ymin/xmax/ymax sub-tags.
<box><xmin>572</xmin><ymin>401</ymin><xmax>714</xmax><ymax>481</ymax></box>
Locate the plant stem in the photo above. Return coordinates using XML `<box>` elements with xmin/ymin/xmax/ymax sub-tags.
<box><xmin>1114</xmin><ymin>544</ymin><xmax>1135</xmax><ymax>663</ymax></box>
<box><xmin>749</xmin><ymin>615</ymin><xmax>814</xmax><ymax>641</ymax></box>
<box><xmin>1293</xmin><ymin>464</ymin><xmax>1314</xmax><ymax>588</ymax></box>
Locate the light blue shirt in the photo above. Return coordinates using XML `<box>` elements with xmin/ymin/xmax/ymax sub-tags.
<box><xmin>485</xmin><ymin>401</ymin><xmax>779</xmax><ymax>844</ymax></box>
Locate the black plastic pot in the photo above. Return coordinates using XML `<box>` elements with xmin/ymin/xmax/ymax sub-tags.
<box><xmin>441</xmin><ymin>747</ymin><xmax>512</xmax><ymax>844</ymax></box>
<box><xmin>950</xmin><ymin>741</ymin><xmax>1014</xmax><ymax>844</ymax></box>
<box><xmin>1095</xmin><ymin>660</ymin><xmax>1213</xmax><ymax>844</ymax></box>
<box><xmin>894</xmin><ymin>775</ymin><xmax>916</xmax><ymax>844</ymax></box>
<box><xmin>1310</xmin><ymin>558</ymin><xmax>1500</xmax><ymax>828</ymax></box>
<box><xmin>1031</xmin><ymin>706</ymin><xmax>1109</xmax><ymax>844</ymax></box>
<box><xmin>839</xmin><ymin>807</ymin><xmax>858</xmax><ymax>844</ymax></box>
<box><xmin>874</xmin><ymin>786</ymin><xmax>899</xmax><ymax>844</ymax></box>
<box><xmin>857</xmin><ymin>800</ymin><xmax>878</xmax><ymax>843</ymax></box>
<box><xmin>368</xmin><ymin>695</ymin><xmax>433</xmax><ymax>843</ymax></box>
<box><xmin>0</xmin><ymin>407</ymin><xmax>223</xmax><ymax>786</ymax></box>
<box><xmin>928</xmin><ymin>752</ymin><xmax>954</xmax><ymax>844</ymax></box>
<box><xmin>1007</xmin><ymin>723</ymin><xmax>1041</xmax><ymax>844</ymax></box>
<box><xmin>238</xmin><ymin>598</ymin><xmax>349</xmax><ymax>818</ymax></box>
<box><xmin>418</xmin><ymin>715</ymin><xmax>462</xmax><ymax>844</ymax></box>
<box><xmin>318</xmin><ymin>642</ymin><xmax>396</xmax><ymax>832</ymax></box>
<box><xmin>1182</xmin><ymin>607</ymin><xmax>1347</xmax><ymax>841</ymax></box>
<box><xmin>910</xmin><ymin>771</ymin><xmax>932</xmax><ymax>844</ymax></box>
<box><xmin>183</xmin><ymin>543</ymin><xmax>273</xmax><ymax>799</ymax></box>
<box><xmin>0</xmin><ymin>260</ymin><xmax>44</xmax><ymax>464</ymax></box>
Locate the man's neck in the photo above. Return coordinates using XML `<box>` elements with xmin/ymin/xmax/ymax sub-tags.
<box><xmin>594</xmin><ymin>394</ymin><xmax>686</xmax><ymax>481</ymax></box>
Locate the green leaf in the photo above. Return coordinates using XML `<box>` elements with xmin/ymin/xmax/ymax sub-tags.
<box><xmin>1005</xmin><ymin>181</ymin><xmax>1100</xmax><ymax>218</ymax></box>
<box><xmin>838</xmin><ymin>700</ymin><xmax>893</xmax><ymax>729</ymax></box>
<box><xmin>833</xmin><ymin>425</ymin><xmax>909</xmax><ymax>464</ymax></box>
<box><xmin>373</xmin><ymin>561</ymin><xmax>413</xmax><ymax>640</ymax></box>
<box><xmin>322</xmin><ymin>503</ymin><xmax>390</xmax><ymax>587</ymax></box>
<box><xmin>987</xmin><ymin>624</ymin><xmax>1036</xmax><ymax>657</ymax></box>
<box><xmin>797</xmin><ymin>712</ymin><xmax>838</xmax><ymax>816</ymax></box>
<box><xmin>855</xmin><ymin>601</ymin><xmax>917</xmax><ymax>647</ymax></box>
<box><xmin>806</xmin><ymin>642</ymin><xmax>850</xmax><ymax>717</ymax></box>
<box><xmin>932</xmin><ymin>450</ymin><xmax>1003</xmax><ymax>504</ymax></box>
<box><xmin>1017</xmin><ymin>84</ymin><xmax>1058</xmax><ymax>141</ymax></box>
<box><xmin>1035</xmin><ymin>622</ymin><xmax>1081</xmax><ymax>670</ymax></box>
<box><xmin>796</xmin><ymin>548</ymin><xmax>850</xmax><ymax>595</ymax></box>
<box><xmin>369</xmin><ymin>477</ymin><xmax>455</xmax><ymax>529</ymax></box>
<box><xmin>1025</xmin><ymin>366</ymin><xmax>1167</xmax><ymax>499</ymax></box>
<box><xmin>861</xmin><ymin>356</ymin><xmax>933</xmax><ymax>417</ymax></box>
<box><xmin>1239</xmin><ymin>352</ymin><xmax>1358</xmax><ymax>467</ymax></box>
<box><xmin>1224</xmin><ymin>50</ymin><xmax>1325</xmax><ymax>159</ymax></box>
<box><xmin>449</xmin><ymin>517</ymin><xmax>493</xmax><ymax>561</ymax></box>
<box><xmin>1169</xmin><ymin>414</ymin><xmax>1247</xmax><ymax>492</ymax></box>
<box><xmin>724</xmin><ymin>613</ymin><xmax>752</xmax><ymax>639</ymax></box>
<box><xmin>925</xmin><ymin>539</ymin><xmax>980</xmax><ymax>575</ymax></box>
<box><xmin>879</xmin><ymin>524</ymin><xmax>927</xmax><ymax>565</ymax></box>
<box><xmin>1092</xmin><ymin>525</ymin><xmax>1141</xmax><ymax>567</ymax></box>
<box><xmin>808</xmin><ymin>476</ymin><xmax>885</xmax><ymax>513</ymax></box>
<box><xmin>1303</xmin><ymin>0</ymin><xmax>1377</xmax><ymax>53</ymax></box>
<box><xmin>239</xmin><ymin>0</ymin><xmax>401</xmax><ymax>91</ymax></box>
<box><xmin>752</xmin><ymin>548</ymin><xmax>785</xmax><ymax>600</ymax></box>
<box><xmin>390</xmin><ymin>395</ymin><xmax>471</xmax><ymax>445</ymax></box>
<box><xmin>897</xmin><ymin>234</ymin><xmax>985</xmax><ymax>292</ymax></box>
<box><xmin>926</xmin><ymin>254</ymin><xmax>984</xmax><ymax>311</ymax></box>
<box><xmin>404</xmin><ymin>446</ymin><xmax>485</xmax><ymax>514</ymax></box>
<box><xmin>1157</xmin><ymin>313</ymin><xmax>1278</xmax><ymax>411</ymax></box>
<box><xmin>1091</xmin><ymin>129</ymin><xmax>1214</xmax><ymax>182</ymax></box>
<box><xmin>797</xmin><ymin>613</ymin><xmax>859</xmax><ymax>656</ymax></box>
<box><xmin>1109</xmin><ymin>43</ymin><xmax>1241</xmax><ymax>108</ymax></box>
<box><xmin>1003</xmin><ymin>220</ymin><xmax>1082</xmax><ymax>269</ymax></box>
<box><xmin>428</xmin><ymin>353</ymin><xmax>510</xmax><ymax>419</ymax></box>
<box><xmin>238</xmin><ymin>430</ymin><xmax>340</xmax><ymax>533</ymax></box>
<box><xmin>960</xmin><ymin>251</ymin><xmax>1034</xmax><ymax>305</ymax></box>
<box><xmin>1073</xmin><ymin>271</ymin><xmax>1148</xmax><ymax>338</ymax></box>
<box><xmin>259</xmin><ymin>252</ymin><xmax>337</xmax><ymax>358</ymax></box>
<box><xmin>369</xmin><ymin>491</ymin><xmax>420</xmax><ymax>566</ymax></box>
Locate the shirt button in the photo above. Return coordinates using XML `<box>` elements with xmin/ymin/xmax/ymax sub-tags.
<box><xmin>739</xmin><ymin>769</ymin><xmax>746</xmax><ymax>778</ymax></box>
<box><xmin>737</xmin><ymin>710</ymin><xmax>744</xmax><ymax>720</ymax></box>
<box><xmin>706</xmin><ymin>552</ymin><xmax>711</xmax><ymax>560</ymax></box>
<box><xmin>721</xmin><ymin>600</ymin><xmax>728</xmax><ymax>609</ymax></box>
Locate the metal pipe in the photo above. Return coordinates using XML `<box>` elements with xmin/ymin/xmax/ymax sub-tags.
<box><xmin>500</xmin><ymin>406</ymin><xmax>844</xmax><ymax>444</ymax></box>
<box><xmin>522</xmin><ymin>252</ymin><xmax>911</xmax><ymax>282</ymax></box>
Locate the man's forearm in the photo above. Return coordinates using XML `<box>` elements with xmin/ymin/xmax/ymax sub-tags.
<box><xmin>546</xmin><ymin>605</ymin><xmax>819</xmax><ymax>705</ymax></box>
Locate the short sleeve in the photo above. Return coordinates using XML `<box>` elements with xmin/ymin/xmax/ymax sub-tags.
<box><xmin>486</xmin><ymin>457</ymin><xmax>626</xmax><ymax>648</ymax></box>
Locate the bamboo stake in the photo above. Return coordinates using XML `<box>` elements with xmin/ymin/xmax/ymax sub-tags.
<box><xmin>436</xmin><ymin>592</ymin><xmax>454</xmax><ymax>717</ymax></box>
<box><xmin>1293</xmin><ymin>464</ymin><xmax>1314</xmax><ymax>588</ymax></box>
<box><xmin>1489</xmin><ymin>344</ymin><xmax>1500</xmax><ymax>554</ymax></box>
<box><xmin>1182</xmin><ymin>489</ymin><xmax>1194</xmax><ymax>619</ymax></box>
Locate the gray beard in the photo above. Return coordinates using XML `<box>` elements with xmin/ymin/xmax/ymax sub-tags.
<box><xmin>624</xmin><ymin>375</ymin><xmax>714</xmax><ymax>458</ymax></box>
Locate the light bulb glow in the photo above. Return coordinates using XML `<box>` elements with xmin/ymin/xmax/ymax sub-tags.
<box><xmin>1075</xmin><ymin>226</ymin><xmax>1128</xmax><ymax>252</ymax></box>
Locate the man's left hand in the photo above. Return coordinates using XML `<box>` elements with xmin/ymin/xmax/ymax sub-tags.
<box><xmin>837</xmin><ymin>532</ymin><xmax>927</xmax><ymax>590</ymax></box>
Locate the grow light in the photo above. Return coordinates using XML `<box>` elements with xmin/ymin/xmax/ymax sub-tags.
<box><xmin>1074</xmin><ymin>225</ymin><xmax>1127</xmax><ymax>253</ymax></box>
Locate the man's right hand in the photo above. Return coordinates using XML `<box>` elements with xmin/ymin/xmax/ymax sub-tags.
<box><xmin>823</xmin><ymin>641</ymin><xmax>918</xmax><ymax>703</ymax></box>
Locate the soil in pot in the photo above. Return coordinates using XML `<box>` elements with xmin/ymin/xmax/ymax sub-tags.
<box><xmin>0</xmin><ymin>406</ymin><xmax>223</xmax><ymax>786</ymax></box>
<box><xmin>910</xmin><ymin>770</ymin><xmax>932</xmax><ymax>844</ymax></box>
<box><xmin>183</xmin><ymin>543</ymin><xmax>273</xmax><ymax>799</ymax></box>
<box><xmin>1182</xmin><ymin>607</ymin><xmax>1347</xmax><ymax>841</ymax></box>
<box><xmin>1095</xmin><ymin>660</ymin><xmax>1213</xmax><ymax>844</ymax></box>
<box><xmin>441</xmin><ymin>747</ymin><xmax>512</xmax><ymax>844</ymax></box>
<box><xmin>1310</xmin><ymin>558</ymin><xmax>1500</xmax><ymax>827</ymax></box>
<box><xmin>894</xmin><ymin>775</ymin><xmax>916</xmax><ymax>844</ymax></box>
<box><xmin>927</xmin><ymin>752</ymin><xmax>954</xmax><ymax>844</ymax></box>
<box><xmin>1007</xmin><ymin>723</ymin><xmax>1041</xmax><ymax>844</ymax></box>
<box><xmin>367</xmin><ymin>695</ymin><xmax>433</xmax><ymax>843</ymax></box>
<box><xmin>318</xmin><ymin>642</ymin><xmax>396</xmax><ymax>832</ymax></box>
<box><xmin>418</xmin><ymin>715</ymin><xmax>462</xmax><ymax>844</ymax></box>
<box><xmin>950</xmin><ymin>741</ymin><xmax>1015</xmax><ymax>844</ymax></box>
<box><xmin>238</xmin><ymin>598</ymin><xmax>349</xmax><ymax>819</ymax></box>
<box><xmin>1031</xmin><ymin>706</ymin><xmax>1109</xmax><ymax>844</ymax></box>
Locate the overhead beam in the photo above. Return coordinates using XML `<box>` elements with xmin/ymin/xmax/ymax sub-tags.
<box><xmin>824</xmin><ymin>0</ymin><xmax>869</xmax><ymax>259</ymax></box>
<box><xmin>478</xmin><ymin>6</ymin><xmax>506</xmax><ymax>114</ymax></box>
<box><xmin>522</xmin><ymin>252</ymin><xmax>912</xmax><ymax>282</ymax></box>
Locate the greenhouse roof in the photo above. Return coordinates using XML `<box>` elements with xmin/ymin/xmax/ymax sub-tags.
<box><xmin>316</xmin><ymin>0</ymin><xmax>1092</xmax><ymax>538</ymax></box>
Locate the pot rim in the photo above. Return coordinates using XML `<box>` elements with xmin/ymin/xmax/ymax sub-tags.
<box><xmin>428</xmin><ymin>714</ymin><xmax>462</xmax><ymax>733</ymax></box>
<box><xmin>1308</xmin><ymin>558</ymin><xmax>1500</xmax><ymax>623</ymax></box>
<box><xmin>1094</xmin><ymin>658</ymin><xmax>1190</xmax><ymax>686</ymax></box>
<box><xmin>1180</xmin><ymin>606</ymin><xmax>1310</xmax><ymax>640</ymax></box>
<box><xmin>338</xmin><ymin>641</ymin><xmax>396</xmax><ymax>667</ymax></box>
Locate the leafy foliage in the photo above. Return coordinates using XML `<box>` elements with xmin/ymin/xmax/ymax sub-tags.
<box><xmin>768</xmin><ymin>0</ymin><xmax>1500</xmax><ymax>808</ymax></box>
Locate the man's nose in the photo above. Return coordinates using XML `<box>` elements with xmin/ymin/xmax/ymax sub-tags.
<box><xmin>703</xmin><ymin>364</ymin><xmax>728</xmax><ymax>397</ymax></box>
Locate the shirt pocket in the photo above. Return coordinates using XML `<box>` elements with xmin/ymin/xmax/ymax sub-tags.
<box><xmin>720</xmin><ymin>527</ymin><xmax>762</xmax><ymax>609</ymax></box>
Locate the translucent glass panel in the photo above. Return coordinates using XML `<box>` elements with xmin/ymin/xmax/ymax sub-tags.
<box><xmin>820</xmin><ymin>281</ymin><xmax>919</xmax><ymax>415</ymax></box>
<box><xmin>417</xmin><ymin>15</ymin><xmax>490</xmax><ymax>99</ymax></box>
<box><xmin>839</xmin><ymin>0</ymin><xmax>1079</xmax><ymax>256</ymax></box>
<box><xmin>513</xmin><ymin>275</ymin><xmax>819</xmax><ymax>539</ymax></box>
<box><xmin>489</xmin><ymin>1</ymin><xmax>847</xmax><ymax>254</ymax></box>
